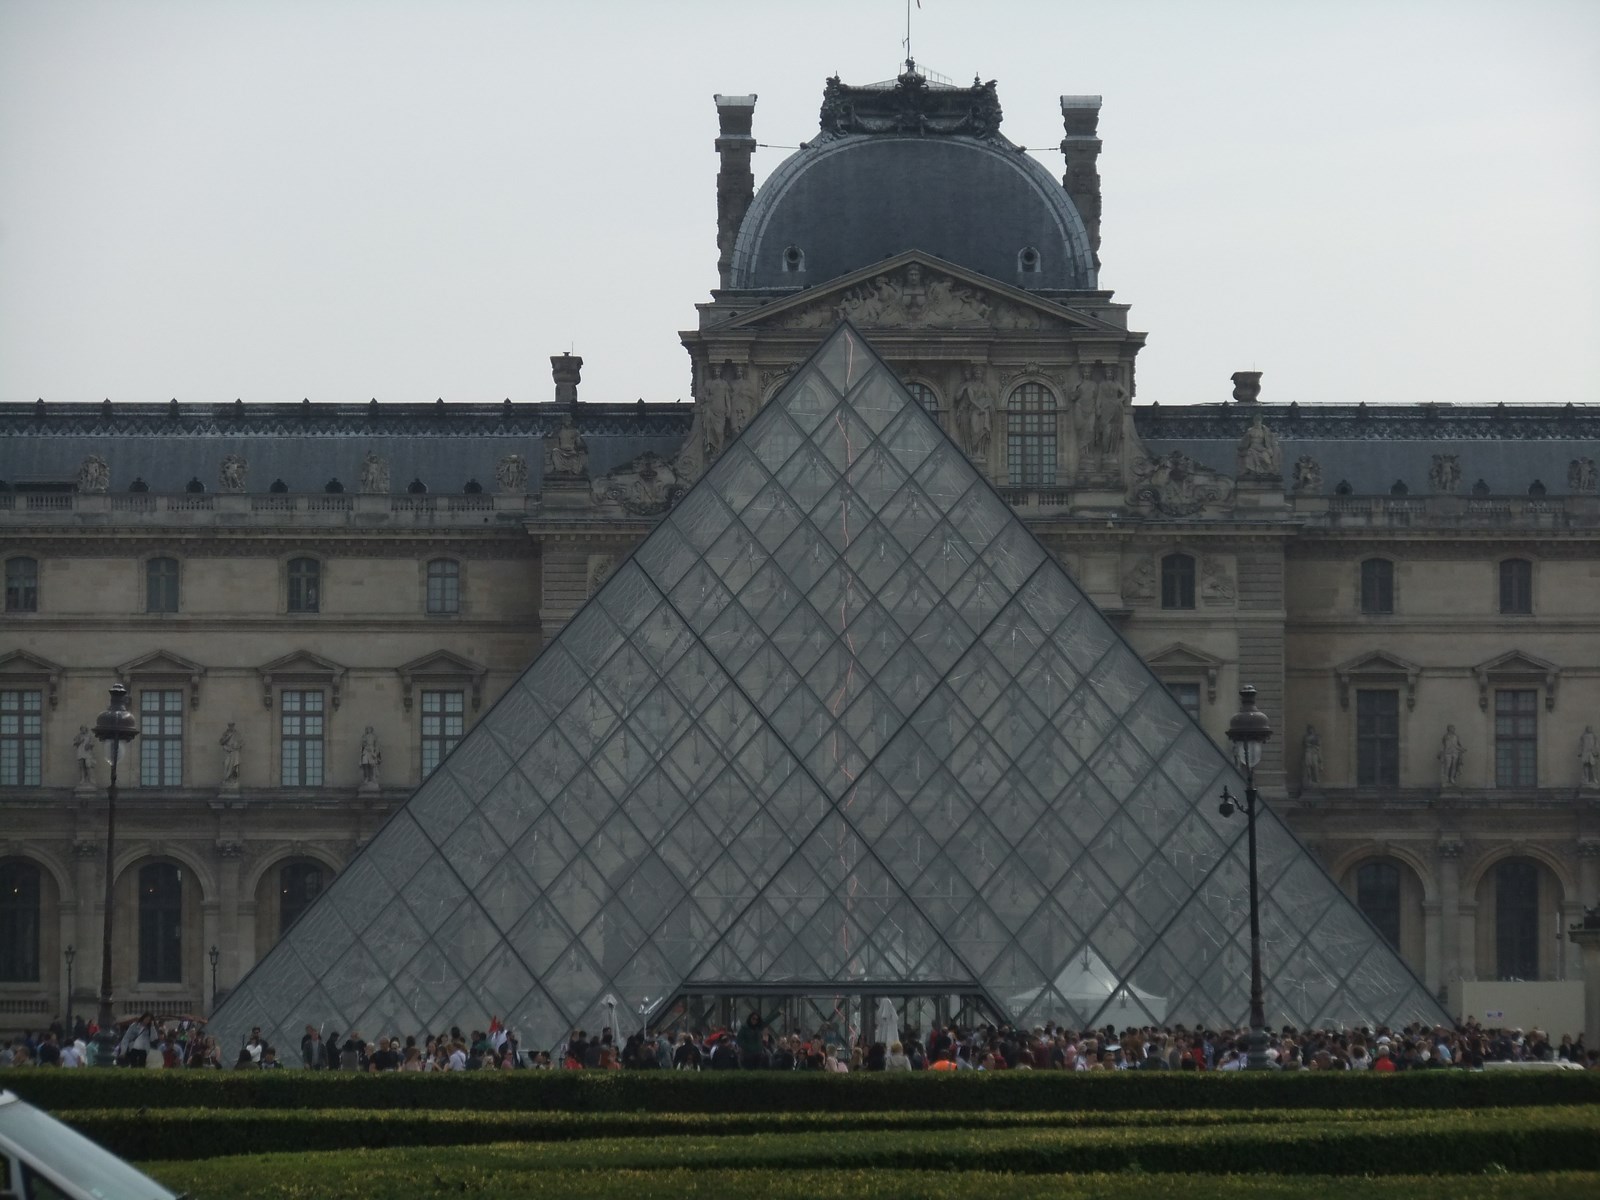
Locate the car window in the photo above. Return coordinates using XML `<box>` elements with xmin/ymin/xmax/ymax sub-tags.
<box><xmin>23</xmin><ymin>1161</ymin><xmax>74</xmax><ymax>1200</ymax></box>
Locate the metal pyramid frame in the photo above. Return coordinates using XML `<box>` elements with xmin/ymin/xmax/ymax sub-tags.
<box><xmin>212</xmin><ymin>324</ymin><xmax>1446</xmax><ymax>1053</ymax></box>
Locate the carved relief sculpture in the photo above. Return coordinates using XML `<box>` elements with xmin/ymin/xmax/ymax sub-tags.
<box><xmin>728</xmin><ymin>367</ymin><xmax>762</xmax><ymax>439</ymax></box>
<box><xmin>358</xmin><ymin>451</ymin><xmax>390</xmax><ymax>494</ymax></box>
<box><xmin>1438</xmin><ymin>725</ymin><xmax>1464</xmax><ymax>788</ymax></box>
<box><xmin>544</xmin><ymin>413</ymin><xmax>589</xmax><ymax>478</ymax></box>
<box><xmin>1570</xmin><ymin>457</ymin><xmax>1597</xmax><ymax>494</ymax></box>
<box><xmin>220</xmin><ymin>722</ymin><xmax>243</xmax><ymax>786</ymax></box>
<box><xmin>1129</xmin><ymin>451</ymin><xmax>1235</xmax><ymax>517</ymax></box>
<box><xmin>1581</xmin><ymin>725</ymin><xmax>1599</xmax><ymax>790</ymax></box>
<box><xmin>1070</xmin><ymin>362</ymin><xmax>1130</xmax><ymax>484</ymax></box>
<box><xmin>219</xmin><ymin>453</ymin><xmax>248</xmax><ymax>493</ymax></box>
<box><xmin>495</xmin><ymin>453</ymin><xmax>528</xmax><ymax>494</ymax></box>
<box><xmin>72</xmin><ymin>725</ymin><xmax>97</xmax><ymax>786</ymax></box>
<box><xmin>1200</xmin><ymin>557</ymin><xmax>1236</xmax><ymax>603</ymax></box>
<box><xmin>1236</xmin><ymin>414</ymin><xmax>1282</xmax><ymax>479</ymax></box>
<box><xmin>76</xmin><ymin>454</ymin><xmax>110</xmax><ymax>494</ymax></box>
<box><xmin>1300</xmin><ymin>725</ymin><xmax>1322</xmax><ymax>788</ymax></box>
<box><xmin>359</xmin><ymin>726</ymin><xmax>381</xmax><ymax>788</ymax></box>
<box><xmin>1292</xmin><ymin>455</ymin><xmax>1323</xmax><ymax>493</ymax></box>
<box><xmin>1428</xmin><ymin>454</ymin><xmax>1461</xmax><ymax>494</ymax></box>
<box><xmin>586</xmin><ymin>554</ymin><xmax>617</xmax><ymax>598</ymax></box>
<box><xmin>1120</xmin><ymin>556</ymin><xmax>1155</xmax><ymax>602</ymax></box>
<box><xmin>592</xmin><ymin>452</ymin><xmax>685</xmax><ymax>516</ymax></box>
<box><xmin>773</xmin><ymin>266</ymin><xmax>1043</xmax><ymax>332</ymax></box>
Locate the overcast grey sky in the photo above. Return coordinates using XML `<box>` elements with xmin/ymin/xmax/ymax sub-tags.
<box><xmin>1</xmin><ymin>0</ymin><xmax>1595</xmax><ymax>408</ymax></box>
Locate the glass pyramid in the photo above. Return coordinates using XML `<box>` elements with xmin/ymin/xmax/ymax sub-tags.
<box><xmin>211</xmin><ymin>324</ymin><xmax>1447</xmax><ymax>1053</ymax></box>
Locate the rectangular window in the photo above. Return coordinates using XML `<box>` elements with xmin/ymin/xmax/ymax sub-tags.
<box><xmin>5</xmin><ymin>558</ymin><xmax>38</xmax><ymax>613</ymax></box>
<box><xmin>1494</xmin><ymin>689</ymin><xmax>1537</xmax><ymax>787</ymax></box>
<box><xmin>421</xmin><ymin>690</ymin><xmax>465</xmax><ymax>777</ymax></box>
<box><xmin>139</xmin><ymin>689</ymin><xmax>184</xmax><ymax>787</ymax></box>
<box><xmin>1160</xmin><ymin>554</ymin><xmax>1196</xmax><ymax>610</ymax></box>
<box><xmin>1360</xmin><ymin>559</ymin><xmax>1394</xmax><ymax>614</ymax></box>
<box><xmin>281</xmin><ymin>690</ymin><xmax>325</xmax><ymax>786</ymax></box>
<box><xmin>287</xmin><ymin>558</ymin><xmax>321</xmax><ymax>613</ymax></box>
<box><xmin>426</xmin><ymin>560</ymin><xmax>460</xmax><ymax>615</ymax></box>
<box><xmin>1166</xmin><ymin>682</ymin><xmax>1201</xmax><ymax>723</ymax></box>
<box><xmin>1355</xmin><ymin>689</ymin><xmax>1400</xmax><ymax>787</ymax></box>
<box><xmin>1499</xmin><ymin>560</ymin><xmax>1533</xmax><ymax>615</ymax></box>
<box><xmin>146</xmin><ymin>557</ymin><xmax>179</xmax><ymax>613</ymax></box>
<box><xmin>0</xmin><ymin>689</ymin><xmax>43</xmax><ymax>786</ymax></box>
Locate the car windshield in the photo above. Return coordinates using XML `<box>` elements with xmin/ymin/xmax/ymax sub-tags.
<box><xmin>0</xmin><ymin>1094</ymin><xmax>180</xmax><ymax>1200</ymax></box>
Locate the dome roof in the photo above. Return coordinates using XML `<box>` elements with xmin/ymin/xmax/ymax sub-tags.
<box><xmin>729</xmin><ymin>75</ymin><xmax>1097</xmax><ymax>292</ymax></box>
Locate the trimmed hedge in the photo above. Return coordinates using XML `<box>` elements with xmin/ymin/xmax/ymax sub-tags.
<box><xmin>63</xmin><ymin>1104</ymin><xmax>1440</xmax><ymax>1160</ymax></box>
<box><xmin>6</xmin><ymin>1067</ymin><xmax>1599</xmax><ymax>1114</ymax></box>
<box><xmin>141</xmin><ymin>1163</ymin><xmax>1600</xmax><ymax>1200</ymax></box>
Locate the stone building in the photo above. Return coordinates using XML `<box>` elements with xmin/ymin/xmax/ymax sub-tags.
<box><xmin>1</xmin><ymin>65</ymin><xmax>1596</xmax><ymax>1035</ymax></box>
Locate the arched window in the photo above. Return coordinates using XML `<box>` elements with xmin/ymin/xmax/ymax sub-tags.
<box><xmin>1160</xmin><ymin>553</ymin><xmax>1196</xmax><ymax>610</ymax></box>
<box><xmin>426</xmin><ymin>558</ymin><xmax>460</xmax><ymax>615</ymax></box>
<box><xmin>137</xmin><ymin>862</ymin><xmax>183</xmax><ymax>983</ymax></box>
<box><xmin>1499</xmin><ymin>558</ymin><xmax>1532</xmax><ymax>615</ymax></box>
<box><xmin>1359</xmin><ymin>558</ymin><xmax>1394</xmax><ymax>614</ymax></box>
<box><xmin>287</xmin><ymin>557</ymin><xmax>320</xmax><ymax>613</ymax></box>
<box><xmin>1005</xmin><ymin>383</ymin><xmax>1056</xmax><ymax>486</ymax></box>
<box><xmin>1494</xmin><ymin>858</ymin><xmax>1540</xmax><ymax>980</ymax></box>
<box><xmin>904</xmin><ymin>382</ymin><xmax>939</xmax><ymax>418</ymax></box>
<box><xmin>278</xmin><ymin>861</ymin><xmax>324</xmax><ymax>936</ymax></box>
<box><xmin>0</xmin><ymin>859</ymin><xmax>40</xmax><ymax>982</ymax></box>
<box><xmin>145</xmin><ymin>557</ymin><xmax>179</xmax><ymax>613</ymax></box>
<box><xmin>5</xmin><ymin>556</ymin><xmax>38</xmax><ymax>613</ymax></box>
<box><xmin>1355</xmin><ymin>861</ymin><xmax>1401</xmax><ymax>952</ymax></box>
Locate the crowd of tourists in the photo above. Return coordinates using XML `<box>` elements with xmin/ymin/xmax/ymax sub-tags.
<box><xmin>4</xmin><ymin>1011</ymin><xmax>1597</xmax><ymax>1072</ymax></box>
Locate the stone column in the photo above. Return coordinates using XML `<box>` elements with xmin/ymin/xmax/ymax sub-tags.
<box><xmin>1422</xmin><ymin>901</ymin><xmax>1442</xmax><ymax>995</ymax></box>
<box><xmin>1566</xmin><ymin>925</ymin><xmax>1600</xmax><ymax>1041</ymax></box>
<box><xmin>714</xmin><ymin>95</ymin><xmax>758</xmax><ymax>288</ymax></box>
<box><xmin>1437</xmin><ymin>840</ymin><xmax>1464</xmax><ymax>990</ymax></box>
<box><xmin>215</xmin><ymin>841</ymin><xmax>243</xmax><ymax>997</ymax></box>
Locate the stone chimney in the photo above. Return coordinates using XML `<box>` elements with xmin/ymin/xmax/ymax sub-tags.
<box><xmin>552</xmin><ymin>354</ymin><xmax>582</xmax><ymax>408</ymax></box>
<box><xmin>714</xmin><ymin>94</ymin><xmax>758</xmax><ymax>289</ymax></box>
<box><xmin>1059</xmin><ymin>96</ymin><xmax>1103</xmax><ymax>259</ymax></box>
<box><xmin>1232</xmin><ymin>371</ymin><xmax>1262</xmax><ymax>403</ymax></box>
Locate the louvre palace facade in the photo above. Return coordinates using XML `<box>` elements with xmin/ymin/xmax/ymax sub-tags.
<box><xmin>1</xmin><ymin>67</ymin><xmax>1597</xmax><ymax>1038</ymax></box>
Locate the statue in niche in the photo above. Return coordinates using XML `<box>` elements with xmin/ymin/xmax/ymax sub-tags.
<box><xmin>1300</xmin><ymin>725</ymin><xmax>1322</xmax><ymax>788</ymax></box>
<box><xmin>72</xmin><ymin>726</ymin><xmax>97</xmax><ymax>786</ymax></box>
<box><xmin>218</xmin><ymin>454</ymin><xmax>248</xmax><ymax>493</ymax></box>
<box><xmin>1438</xmin><ymin>725</ymin><xmax>1464</xmax><ymax>788</ymax></box>
<box><xmin>728</xmin><ymin>367</ymin><xmax>762</xmax><ymax>437</ymax></box>
<box><xmin>1569</xmin><ymin>457</ymin><xmax>1597</xmax><ymax>495</ymax></box>
<box><xmin>544</xmin><ymin>412</ymin><xmax>589</xmax><ymax>478</ymax></box>
<box><xmin>953</xmin><ymin>364</ymin><xmax>994</xmax><ymax>462</ymax></box>
<box><xmin>1236</xmin><ymin>414</ymin><xmax>1282</xmax><ymax>478</ymax></box>
<box><xmin>1429</xmin><ymin>454</ymin><xmax>1461</xmax><ymax>494</ymax></box>
<box><xmin>495</xmin><ymin>453</ymin><xmax>528</xmax><ymax>493</ymax></box>
<box><xmin>358</xmin><ymin>451</ymin><xmax>390</xmax><ymax>494</ymax></box>
<box><xmin>219</xmin><ymin>723</ymin><xmax>243</xmax><ymax>786</ymax></box>
<box><xmin>76</xmin><ymin>454</ymin><xmax>110</xmax><ymax>494</ymax></box>
<box><xmin>700</xmin><ymin>364</ymin><xmax>734</xmax><ymax>460</ymax></box>
<box><xmin>360</xmin><ymin>727</ymin><xmax>381</xmax><ymax>787</ymax></box>
<box><xmin>1292</xmin><ymin>455</ymin><xmax>1323</xmax><ymax>493</ymax></box>
<box><xmin>1071</xmin><ymin>362</ymin><xmax>1128</xmax><ymax>481</ymax></box>
<box><xmin>1580</xmin><ymin>725</ymin><xmax>1599</xmax><ymax>789</ymax></box>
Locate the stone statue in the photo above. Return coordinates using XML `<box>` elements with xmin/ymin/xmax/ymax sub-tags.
<box><xmin>728</xmin><ymin>367</ymin><xmax>762</xmax><ymax>437</ymax></box>
<box><xmin>699</xmin><ymin>366</ymin><xmax>734</xmax><ymax>460</ymax></box>
<box><xmin>495</xmin><ymin>453</ymin><xmax>528</xmax><ymax>493</ymax></box>
<box><xmin>1292</xmin><ymin>455</ymin><xmax>1323</xmax><ymax>493</ymax></box>
<box><xmin>219</xmin><ymin>454</ymin><xmax>248</xmax><ymax>493</ymax></box>
<box><xmin>953</xmin><ymin>364</ymin><xmax>994</xmax><ymax>462</ymax></box>
<box><xmin>358</xmin><ymin>451</ymin><xmax>390</xmax><ymax>494</ymax></box>
<box><xmin>1071</xmin><ymin>363</ymin><xmax>1127</xmax><ymax>480</ymax></box>
<box><xmin>1236</xmin><ymin>415</ymin><xmax>1282</xmax><ymax>478</ymax></box>
<box><xmin>1120</xmin><ymin>556</ymin><xmax>1156</xmax><ymax>602</ymax></box>
<box><xmin>544</xmin><ymin>413</ymin><xmax>589</xmax><ymax>477</ymax></box>
<box><xmin>1438</xmin><ymin>725</ymin><xmax>1464</xmax><ymax>788</ymax></box>
<box><xmin>1300</xmin><ymin>725</ymin><xmax>1322</xmax><ymax>787</ymax></box>
<box><xmin>219</xmin><ymin>723</ymin><xmax>243</xmax><ymax>786</ymax></box>
<box><xmin>360</xmin><ymin>727</ymin><xmax>381</xmax><ymax>787</ymax></box>
<box><xmin>1581</xmin><ymin>725</ymin><xmax>1599</xmax><ymax>789</ymax></box>
<box><xmin>72</xmin><ymin>726</ymin><xmax>97</xmax><ymax>786</ymax></box>
<box><xmin>1428</xmin><ymin>454</ymin><xmax>1461</xmax><ymax>494</ymax></box>
<box><xmin>76</xmin><ymin>454</ymin><xmax>110</xmax><ymax>494</ymax></box>
<box><xmin>1570</xmin><ymin>457</ymin><xmax>1597</xmax><ymax>495</ymax></box>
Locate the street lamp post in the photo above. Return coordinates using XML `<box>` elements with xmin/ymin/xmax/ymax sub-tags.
<box><xmin>209</xmin><ymin>944</ymin><xmax>220</xmax><ymax>1012</ymax></box>
<box><xmin>91</xmin><ymin>684</ymin><xmax>139</xmax><ymax>1066</ymax></box>
<box><xmin>64</xmin><ymin>944</ymin><xmax>76</xmax><ymax>1030</ymax></box>
<box><xmin>1218</xmin><ymin>684</ymin><xmax>1273</xmax><ymax>1071</ymax></box>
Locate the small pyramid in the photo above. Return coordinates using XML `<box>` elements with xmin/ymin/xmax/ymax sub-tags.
<box><xmin>212</xmin><ymin>324</ymin><xmax>1445</xmax><ymax>1052</ymax></box>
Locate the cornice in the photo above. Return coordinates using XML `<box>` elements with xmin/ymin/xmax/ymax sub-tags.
<box><xmin>0</xmin><ymin>532</ymin><xmax>537</xmax><ymax>558</ymax></box>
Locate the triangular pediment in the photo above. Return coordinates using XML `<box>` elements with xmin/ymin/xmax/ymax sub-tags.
<box><xmin>117</xmin><ymin>649</ymin><xmax>205</xmax><ymax>678</ymax></box>
<box><xmin>0</xmin><ymin>650</ymin><xmax>62</xmax><ymax>707</ymax></box>
<box><xmin>398</xmin><ymin>650</ymin><xmax>488</xmax><ymax>712</ymax></box>
<box><xmin>1474</xmin><ymin>650</ymin><xmax>1560</xmax><ymax>711</ymax></box>
<box><xmin>718</xmin><ymin>252</ymin><xmax>1122</xmax><ymax>335</ymax></box>
<box><xmin>1335</xmin><ymin>651</ymin><xmax>1421</xmax><ymax>710</ymax></box>
<box><xmin>211</xmin><ymin>322</ymin><xmax>1445</xmax><ymax>1056</ymax></box>
<box><xmin>1146</xmin><ymin>643</ymin><xmax>1224</xmax><ymax>671</ymax></box>
<box><xmin>256</xmin><ymin>650</ymin><xmax>347</xmax><ymax>709</ymax></box>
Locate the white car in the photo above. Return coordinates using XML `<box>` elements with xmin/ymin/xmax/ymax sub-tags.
<box><xmin>0</xmin><ymin>1090</ymin><xmax>184</xmax><ymax>1200</ymax></box>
